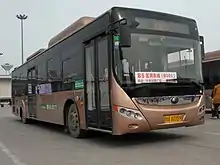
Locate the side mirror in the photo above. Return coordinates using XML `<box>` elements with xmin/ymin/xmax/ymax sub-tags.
<box><xmin>119</xmin><ymin>25</ymin><xmax>131</xmax><ymax>47</ymax></box>
<box><xmin>199</xmin><ymin>36</ymin><xmax>205</xmax><ymax>60</ymax></box>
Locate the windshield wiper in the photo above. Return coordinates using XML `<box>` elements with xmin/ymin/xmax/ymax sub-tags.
<box><xmin>122</xmin><ymin>81</ymin><xmax>176</xmax><ymax>90</ymax></box>
<box><xmin>167</xmin><ymin>78</ymin><xmax>203</xmax><ymax>88</ymax></box>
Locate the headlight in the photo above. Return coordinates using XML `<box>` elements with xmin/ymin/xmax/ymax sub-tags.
<box><xmin>118</xmin><ymin>107</ymin><xmax>143</xmax><ymax>120</ymax></box>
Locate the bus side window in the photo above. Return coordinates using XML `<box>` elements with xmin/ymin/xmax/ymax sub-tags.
<box><xmin>47</xmin><ymin>55</ymin><xmax>62</xmax><ymax>92</ymax></box>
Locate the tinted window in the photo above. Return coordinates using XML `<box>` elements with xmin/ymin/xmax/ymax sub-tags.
<box><xmin>62</xmin><ymin>54</ymin><xmax>83</xmax><ymax>80</ymax></box>
<box><xmin>47</xmin><ymin>55</ymin><xmax>62</xmax><ymax>81</ymax></box>
<box><xmin>46</xmin><ymin>55</ymin><xmax>62</xmax><ymax>92</ymax></box>
<box><xmin>12</xmin><ymin>66</ymin><xmax>27</xmax><ymax>96</ymax></box>
<box><xmin>62</xmin><ymin>53</ymin><xmax>83</xmax><ymax>90</ymax></box>
<box><xmin>38</xmin><ymin>62</ymin><xmax>46</xmax><ymax>81</ymax></box>
<box><xmin>20</xmin><ymin>73</ymin><xmax>23</xmax><ymax>79</ymax></box>
<box><xmin>63</xmin><ymin>58</ymin><xmax>74</xmax><ymax>80</ymax></box>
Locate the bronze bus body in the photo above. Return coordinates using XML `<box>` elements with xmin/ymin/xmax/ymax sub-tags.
<box><xmin>12</xmin><ymin>7</ymin><xmax>205</xmax><ymax>138</ymax></box>
<box><xmin>12</xmin><ymin>73</ymin><xmax>205</xmax><ymax>135</ymax></box>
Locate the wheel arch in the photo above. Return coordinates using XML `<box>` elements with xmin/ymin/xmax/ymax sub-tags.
<box><xmin>63</xmin><ymin>99</ymin><xmax>75</xmax><ymax>126</ymax></box>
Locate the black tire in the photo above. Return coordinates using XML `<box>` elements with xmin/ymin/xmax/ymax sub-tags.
<box><xmin>67</xmin><ymin>104</ymin><xmax>86</xmax><ymax>138</ymax></box>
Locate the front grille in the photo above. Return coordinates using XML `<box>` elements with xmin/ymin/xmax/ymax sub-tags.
<box><xmin>135</xmin><ymin>95</ymin><xmax>201</xmax><ymax>106</ymax></box>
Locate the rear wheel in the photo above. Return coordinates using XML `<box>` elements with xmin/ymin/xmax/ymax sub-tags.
<box><xmin>67</xmin><ymin>104</ymin><xmax>86</xmax><ymax>138</ymax></box>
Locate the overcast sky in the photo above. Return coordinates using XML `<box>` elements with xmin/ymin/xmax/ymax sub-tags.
<box><xmin>0</xmin><ymin>0</ymin><xmax>218</xmax><ymax>74</ymax></box>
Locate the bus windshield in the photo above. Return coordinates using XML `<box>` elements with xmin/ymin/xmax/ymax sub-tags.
<box><xmin>114</xmin><ymin>33</ymin><xmax>203</xmax><ymax>86</ymax></box>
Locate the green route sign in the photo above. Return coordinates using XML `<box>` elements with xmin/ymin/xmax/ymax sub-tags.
<box><xmin>74</xmin><ymin>79</ymin><xmax>84</xmax><ymax>89</ymax></box>
<box><xmin>114</xmin><ymin>35</ymin><xmax>119</xmax><ymax>41</ymax></box>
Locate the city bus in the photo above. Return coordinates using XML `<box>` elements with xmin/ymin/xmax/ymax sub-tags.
<box><xmin>202</xmin><ymin>50</ymin><xmax>220</xmax><ymax>111</ymax></box>
<box><xmin>12</xmin><ymin>6</ymin><xmax>205</xmax><ymax>138</ymax></box>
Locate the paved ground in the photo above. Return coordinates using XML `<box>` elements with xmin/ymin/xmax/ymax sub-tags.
<box><xmin>0</xmin><ymin>107</ymin><xmax>220</xmax><ymax>165</ymax></box>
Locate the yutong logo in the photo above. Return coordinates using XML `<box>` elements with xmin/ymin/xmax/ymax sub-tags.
<box><xmin>171</xmin><ymin>97</ymin><xmax>179</xmax><ymax>104</ymax></box>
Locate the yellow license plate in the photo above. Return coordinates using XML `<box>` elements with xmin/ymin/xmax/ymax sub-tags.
<box><xmin>164</xmin><ymin>115</ymin><xmax>183</xmax><ymax>123</ymax></box>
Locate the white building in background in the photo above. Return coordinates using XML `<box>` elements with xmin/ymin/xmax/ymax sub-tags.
<box><xmin>0</xmin><ymin>75</ymin><xmax>11</xmax><ymax>107</ymax></box>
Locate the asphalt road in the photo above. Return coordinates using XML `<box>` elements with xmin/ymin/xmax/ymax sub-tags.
<box><xmin>0</xmin><ymin>107</ymin><xmax>220</xmax><ymax>165</ymax></box>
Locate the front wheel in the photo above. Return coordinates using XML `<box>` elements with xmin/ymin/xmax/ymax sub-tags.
<box><xmin>67</xmin><ymin>104</ymin><xmax>86</xmax><ymax>138</ymax></box>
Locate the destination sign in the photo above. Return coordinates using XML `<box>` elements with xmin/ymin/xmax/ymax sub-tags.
<box><xmin>135</xmin><ymin>17</ymin><xmax>190</xmax><ymax>35</ymax></box>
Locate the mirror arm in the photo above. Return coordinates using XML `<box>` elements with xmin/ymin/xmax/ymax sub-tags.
<box><xmin>106</xmin><ymin>18</ymin><xmax>127</xmax><ymax>34</ymax></box>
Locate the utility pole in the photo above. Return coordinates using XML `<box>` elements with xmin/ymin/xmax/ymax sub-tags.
<box><xmin>16</xmin><ymin>14</ymin><xmax>28</xmax><ymax>64</ymax></box>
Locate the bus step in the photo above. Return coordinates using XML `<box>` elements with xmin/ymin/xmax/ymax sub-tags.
<box><xmin>29</xmin><ymin>116</ymin><xmax>36</xmax><ymax>119</ymax></box>
<box><xmin>88</xmin><ymin>127</ymin><xmax>112</xmax><ymax>133</ymax></box>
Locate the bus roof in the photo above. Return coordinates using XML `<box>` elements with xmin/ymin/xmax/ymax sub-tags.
<box><xmin>26</xmin><ymin>48</ymin><xmax>46</xmax><ymax>62</ymax></box>
<box><xmin>111</xmin><ymin>6</ymin><xmax>196</xmax><ymax>23</ymax></box>
<box><xmin>13</xmin><ymin>6</ymin><xmax>197</xmax><ymax>72</ymax></box>
<box><xmin>25</xmin><ymin>17</ymin><xmax>95</xmax><ymax>63</ymax></box>
<box><xmin>48</xmin><ymin>16</ymin><xmax>95</xmax><ymax>47</ymax></box>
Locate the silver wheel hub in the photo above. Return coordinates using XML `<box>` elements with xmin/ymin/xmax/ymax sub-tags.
<box><xmin>69</xmin><ymin>108</ymin><xmax>79</xmax><ymax>132</ymax></box>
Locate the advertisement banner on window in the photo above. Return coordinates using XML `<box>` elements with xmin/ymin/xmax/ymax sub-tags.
<box><xmin>36</xmin><ymin>83</ymin><xmax>52</xmax><ymax>94</ymax></box>
<box><xmin>135</xmin><ymin>72</ymin><xmax>177</xmax><ymax>84</ymax></box>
